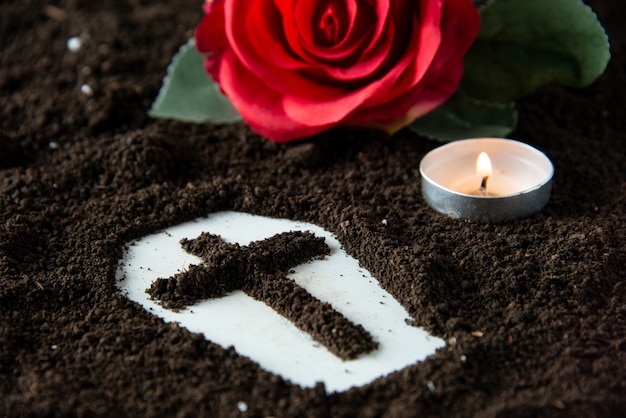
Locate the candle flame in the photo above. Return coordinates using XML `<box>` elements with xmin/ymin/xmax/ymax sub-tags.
<box><xmin>476</xmin><ymin>152</ymin><xmax>492</xmax><ymax>178</ymax></box>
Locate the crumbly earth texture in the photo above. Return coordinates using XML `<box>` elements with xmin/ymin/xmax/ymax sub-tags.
<box><xmin>1</xmin><ymin>1</ymin><xmax>625</xmax><ymax>417</ymax></box>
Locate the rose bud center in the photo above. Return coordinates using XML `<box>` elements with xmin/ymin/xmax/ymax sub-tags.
<box><xmin>314</xmin><ymin>0</ymin><xmax>348</xmax><ymax>47</ymax></box>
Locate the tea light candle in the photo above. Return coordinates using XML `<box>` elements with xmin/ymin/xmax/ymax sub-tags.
<box><xmin>419</xmin><ymin>138</ymin><xmax>554</xmax><ymax>223</ymax></box>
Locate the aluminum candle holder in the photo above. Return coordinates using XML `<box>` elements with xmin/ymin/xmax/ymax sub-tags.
<box><xmin>419</xmin><ymin>138</ymin><xmax>554</xmax><ymax>223</ymax></box>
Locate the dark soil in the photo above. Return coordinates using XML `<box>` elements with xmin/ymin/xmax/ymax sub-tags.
<box><xmin>1</xmin><ymin>1</ymin><xmax>625</xmax><ymax>417</ymax></box>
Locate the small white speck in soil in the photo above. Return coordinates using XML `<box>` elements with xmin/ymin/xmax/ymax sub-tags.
<box><xmin>67</xmin><ymin>36</ymin><xmax>83</xmax><ymax>52</ymax></box>
<box><xmin>81</xmin><ymin>84</ymin><xmax>93</xmax><ymax>96</ymax></box>
<box><xmin>426</xmin><ymin>380</ymin><xmax>435</xmax><ymax>392</ymax></box>
<box><xmin>236</xmin><ymin>401</ymin><xmax>248</xmax><ymax>413</ymax></box>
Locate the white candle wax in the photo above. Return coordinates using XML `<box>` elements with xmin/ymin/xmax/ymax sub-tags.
<box><xmin>421</xmin><ymin>138</ymin><xmax>553</xmax><ymax>197</ymax></box>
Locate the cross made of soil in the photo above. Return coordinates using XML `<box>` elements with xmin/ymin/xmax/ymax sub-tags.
<box><xmin>146</xmin><ymin>230</ymin><xmax>378</xmax><ymax>360</ymax></box>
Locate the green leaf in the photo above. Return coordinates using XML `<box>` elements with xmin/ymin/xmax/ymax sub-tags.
<box><xmin>462</xmin><ymin>0</ymin><xmax>611</xmax><ymax>103</ymax></box>
<box><xmin>149</xmin><ymin>39</ymin><xmax>241</xmax><ymax>124</ymax></box>
<box><xmin>409</xmin><ymin>91</ymin><xmax>518</xmax><ymax>142</ymax></box>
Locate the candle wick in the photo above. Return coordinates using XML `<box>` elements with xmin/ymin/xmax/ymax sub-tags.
<box><xmin>478</xmin><ymin>176</ymin><xmax>489</xmax><ymax>196</ymax></box>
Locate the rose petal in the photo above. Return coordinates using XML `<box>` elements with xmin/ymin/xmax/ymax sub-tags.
<box><xmin>282</xmin><ymin>16</ymin><xmax>420</xmax><ymax>125</ymax></box>
<box><xmin>274</xmin><ymin>0</ymin><xmax>312</xmax><ymax>62</ymax></box>
<box><xmin>322</xmin><ymin>3</ymin><xmax>377</xmax><ymax>64</ymax></box>
<box><xmin>306</xmin><ymin>20</ymin><xmax>395</xmax><ymax>85</ymax></box>
<box><xmin>227</xmin><ymin>0</ymin><xmax>405</xmax><ymax>101</ymax></box>
<box><xmin>278</xmin><ymin>0</ymin><xmax>386</xmax><ymax>65</ymax></box>
<box><xmin>243</xmin><ymin>0</ymin><xmax>372</xmax><ymax>75</ymax></box>
<box><xmin>303</xmin><ymin>0</ymin><xmax>408</xmax><ymax>84</ymax></box>
<box><xmin>346</xmin><ymin>0</ymin><xmax>480</xmax><ymax>128</ymax></box>
<box><xmin>422</xmin><ymin>0</ymin><xmax>481</xmax><ymax>75</ymax></box>
<box><xmin>295</xmin><ymin>0</ymin><xmax>358</xmax><ymax>49</ymax></box>
<box><xmin>314</xmin><ymin>0</ymin><xmax>351</xmax><ymax>46</ymax></box>
<box><xmin>246</xmin><ymin>0</ymin><xmax>313</xmax><ymax>70</ymax></box>
<box><xmin>196</xmin><ymin>2</ymin><xmax>229</xmax><ymax>83</ymax></box>
<box><xmin>346</xmin><ymin>61</ymin><xmax>463</xmax><ymax>132</ymax></box>
<box><xmin>219</xmin><ymin>50</ymin><xmax>332</xmax><ymax>142</ymax></box>
<box><xmin>403</xmin><ymin>63</ymin><xmax>465</xmax><ymax>120</ymax></box>
<box><xmin>355</xmin><ymin>0</ymin><xmax>443</xmax><ymax>111</ymax></box>
<box><xmin>203</xmin><ymin>52</ymin><xmax>224</xmax><ymax>83</ymax></box>
<box><xmin>354</xmin><ymin>0</ymin><xmax>393</xmax><ymax>65</ymax></box>
<box><xmin>195</xmin><ymin>0</ymin><xmax>227</xmax><ymax>54</ymax></box>
<box><xmin>226</xmin><ymin>0</ymin><xmax>352</xmax><ymax>100</ymax></box>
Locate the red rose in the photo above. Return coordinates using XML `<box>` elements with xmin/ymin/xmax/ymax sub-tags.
<box><xmin>196</xmin><ymin>0</ymin><xmax>480</xmax><ymax>142</ymax></box>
